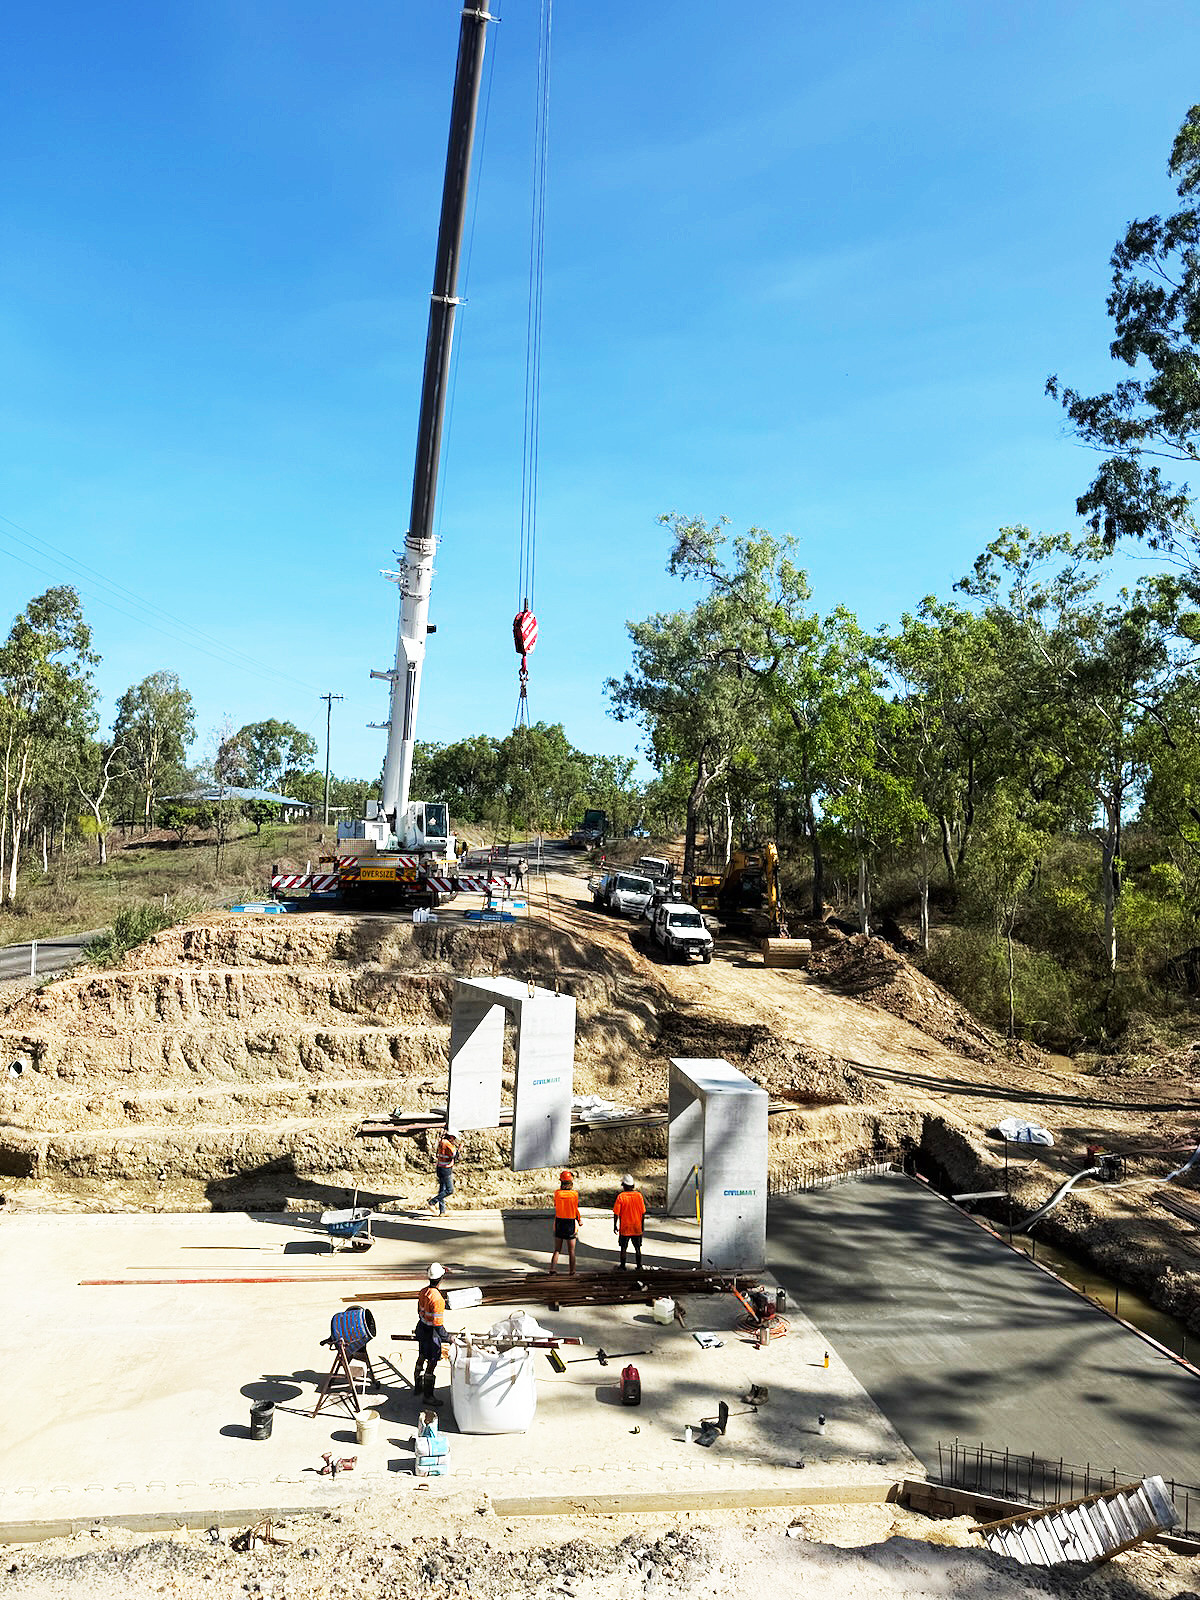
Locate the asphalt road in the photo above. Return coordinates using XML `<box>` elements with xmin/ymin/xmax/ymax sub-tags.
<box><xmin>768</xmin><ymin>1171</ymin><xmax>1200</xmax><ymax>1490</ymax></box>
<box><xmin>0</xmin><ymin>931</ymin><xmax>99</xmax><ymax>985</ymax></box>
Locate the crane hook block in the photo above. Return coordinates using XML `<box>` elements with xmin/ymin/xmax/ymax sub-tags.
<box><xmin>513</xmin><ymin>609</ymin><xmax>539</xmax><ymax>657</ymax></box>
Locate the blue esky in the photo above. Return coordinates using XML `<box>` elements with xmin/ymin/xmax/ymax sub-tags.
<box><xmin>2</xmin><ymin>1</ymin><xmax>1197</xmax><ymax>782</ymax></box>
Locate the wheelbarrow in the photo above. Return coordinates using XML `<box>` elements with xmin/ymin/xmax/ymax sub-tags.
<box><xmin>319</xmin><ymin>1205</ymin><xmax>374</xmax><ymax>1252</ymax></box>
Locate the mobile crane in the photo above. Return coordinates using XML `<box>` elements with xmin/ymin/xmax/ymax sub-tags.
<box><xmin>272</xmin><ymin>6</ymin><xmax>510</xmax><ymax>908</ymax></box>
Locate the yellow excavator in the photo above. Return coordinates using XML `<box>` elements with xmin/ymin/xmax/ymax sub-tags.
<box><xmin>686</xmin><ymin>844</ymin><xmax>809</xmax><ymax>968</ymax></box>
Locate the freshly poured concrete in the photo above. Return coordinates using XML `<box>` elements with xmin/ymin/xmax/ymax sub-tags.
<box><xmin>0</xmin><ymin>1205</ymin><xmax>911</xmax><ymax>1532</ymax></box>
<box><xmin>769</xmin><ymin>1172</ymin><xmax>1200</xmax><ymax>1489</ymax></box>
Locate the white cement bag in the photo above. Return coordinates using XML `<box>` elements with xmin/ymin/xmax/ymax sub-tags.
<box><xmin>449</xmin><ymin>1340</ymin><xmax>538</xmax><ymax>1434</ymax></box>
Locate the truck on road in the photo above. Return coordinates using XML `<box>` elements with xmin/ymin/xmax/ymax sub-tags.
<box><xmin>648</xmin><ymin>901</ymin><xmax>714</xmax><ymax>963</ymax></box>
<box><xmin>588</xmin><ymin>870</ymin><xmax>654</xmax><ymax>919</ymax></box>
<box><xmin>569</xmin><ymin>808</ymin><xmax>609</xmax><ymax>848</ymax></box>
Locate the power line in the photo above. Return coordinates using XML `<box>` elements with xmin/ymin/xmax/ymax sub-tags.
<box><xmin>0</xmin><ymin>510</ymin><xmax>324</xmax><ymax>694</ymax></box>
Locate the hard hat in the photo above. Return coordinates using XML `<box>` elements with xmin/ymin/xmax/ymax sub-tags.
<box><xmin>560</xmin><ymin>1169</ymin><xmax>573</xmax><ymax>1182</ymax></box>
<box><xmin>622</xmin><ymin>1174</ymin><xmax>636</xmax><ymax>1189</ymax></box>
<box><xmin>447</xmin><ymin>1130</ymin><xmax>461</xmax><ymax>1140</ymax></box>
<box><xmin>428</xmin><ymin>1262</ymin><xmax>446</xmax><ymax>1281</ymax></box>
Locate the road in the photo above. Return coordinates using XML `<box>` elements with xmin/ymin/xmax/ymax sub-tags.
<box><xmin>0</xmin><ymin>931</ymin><xmax>99</xmax><ymax>985</ymax></box>
<box><xmin>768</xmin><ymin>1170</ymin><xmax>1200</xmax><ymax>1491</ymax></box>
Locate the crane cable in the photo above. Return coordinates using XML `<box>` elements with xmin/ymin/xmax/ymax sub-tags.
<box><xmin>513</xmin><ymin>0</ymin><xmax>553</xmax><ymax>729</ymax></box>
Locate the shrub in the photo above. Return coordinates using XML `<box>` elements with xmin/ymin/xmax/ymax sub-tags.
<box><xmin>922</xmin><ymin>926</ymin><xmax>1089</xmax><ymax>1048</ymax></box>
<box><xmin>83</xmin><ymin>894</ymin><xmax>208</xmax><ymax>967</ymax></box>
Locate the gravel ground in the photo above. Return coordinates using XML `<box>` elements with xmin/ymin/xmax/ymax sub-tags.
<box><xmin>4</xmin><ymin>1502</ymin><xmax>1197</xmax><ymax>1600</ymax></box>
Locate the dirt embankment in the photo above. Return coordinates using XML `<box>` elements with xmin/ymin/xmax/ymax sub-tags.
<box><xmin>5</xmin><ymin>877</ymin><xmax>1200</xmax><ymax>1334</ymax></box>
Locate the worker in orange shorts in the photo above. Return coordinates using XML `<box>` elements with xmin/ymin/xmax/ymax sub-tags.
<box><xmin>612</xmin><ymin>1174</ymin><xmax>646</xmax><ymax>1270</ymax></box>
<box><xmin>549</xmin><ymin>1170</ymin><xmax>582</xmax><ymax>1276</ymax></box>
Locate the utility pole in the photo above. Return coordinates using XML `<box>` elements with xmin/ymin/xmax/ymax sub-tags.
<box><xmin>321</xmin><ymin>694</ymin><xmax>343</xmax><ymax>825</ymax></box>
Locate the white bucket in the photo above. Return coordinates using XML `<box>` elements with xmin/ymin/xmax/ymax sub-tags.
<box><xmin>354</xmin><ymin>1408</ymin><xmax>380</xmax><ymax>1446</ymax></box>
<box><xmin>652</xmin><ymin>1297</ymin><xmax>675</xmax><ymax>1325</ymax></box>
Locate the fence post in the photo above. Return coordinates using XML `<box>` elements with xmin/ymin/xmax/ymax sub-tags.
<box><xmin>29</xmin><ymin>940</ymin><xmax>37</xmax><ymax>978</ymax></box>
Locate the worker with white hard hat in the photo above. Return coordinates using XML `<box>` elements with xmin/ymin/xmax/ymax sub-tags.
<box><xmin>612</xmin><ymin>1175</ymin><xmax>647</xmax><ymax>1270</ymax></box>
<box><xmin>429</xmin><ymin>1128</ymin><xmax>461</xmax><ymax>1215</ymax></box>
<box><xmin>413</xmin><ymin>1262</ymin><xmax>448</xmax><ymax>1402</ymax></box>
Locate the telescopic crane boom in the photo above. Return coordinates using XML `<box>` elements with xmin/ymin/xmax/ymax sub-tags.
<box><xmin>377</xmin><ymin>3</ymin><xmax>494</xmax><ymax>834</ymax></box>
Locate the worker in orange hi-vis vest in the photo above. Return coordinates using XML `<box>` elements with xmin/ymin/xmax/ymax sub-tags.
<box><xmin>428</xmin><ymin>1129</ymin><xmax>460</xmax><ymax>1215</ymax></box>
<box><xmin>549</xmin><ymin>1170</ymin><xmax>582</xmax><ymax>1276</ymax></box>
<box><xmin>612</xmin><ymin>1174</ymin><xmax>647</xmax><ymax>1270</ymax></box>
<box><xmin>413</xmin><ymin>1262</ymin><xmax>448</xmax><ymax>1403</ymax></box>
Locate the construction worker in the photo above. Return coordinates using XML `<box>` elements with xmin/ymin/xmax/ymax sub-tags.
<box><xmin>549</xmin><ymin>1169</ymin><xmax>582</xmax><ymax>1276</ymax></box>
<box><xmin>413</xmin><ymin>1262</ymin><xmax>448</xmax><ymax>1402</ymax></box>
<box><xmin>612</xmin><ymin>1174</ymin><xmax>646</xmax><ymax>1270</ymax></box>
<box><xmin>428</xmin><ymin>1129</ymin><xmax>460</xmax><ymax>1214</ymax></box>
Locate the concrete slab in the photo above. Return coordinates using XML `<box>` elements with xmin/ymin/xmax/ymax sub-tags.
<box><xmin>0</xmin><ymin>1205</ymin><xmax>914</xmax><ymax>1533</ymax></box>
<box><xmin>768</xmin><ymin>1172</ymin><xmax>1200</xmax><ymax>1489</ymax></box>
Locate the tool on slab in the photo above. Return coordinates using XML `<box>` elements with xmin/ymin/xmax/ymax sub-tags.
<box><xmin>544</xmin><ymin>1345</ymin><xmax>648</xmax><ymax>1373</ymax></box>
<box><xmin>319</xmin><ymin>1452</ymin><xmax>358</xmax><ymax>1477</ymax></box>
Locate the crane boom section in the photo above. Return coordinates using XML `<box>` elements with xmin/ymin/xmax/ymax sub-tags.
<box><xmin>381</xmin><ymin>4</ymin><xmax>494</xmax><ymax>825</ymax></box>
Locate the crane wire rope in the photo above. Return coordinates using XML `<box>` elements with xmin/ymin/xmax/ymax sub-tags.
<box><xmin>513</xmin><ymin>0</ymin><xmax>553</xmax><ymax>729</ymax></box>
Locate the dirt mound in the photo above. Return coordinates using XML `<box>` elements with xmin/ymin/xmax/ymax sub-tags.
<box><xmin>655</xmin><ymin>1011</ymin><xmax>877</xmax><ymax>1106</ymax></box>
<box><xmin>808</xmin><ymin>934</ymin><xmax>1038</xmax><ymax>1067</ymax></box>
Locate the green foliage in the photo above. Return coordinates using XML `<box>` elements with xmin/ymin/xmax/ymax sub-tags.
<box><xmin>1048</xmin><ymin>104</ymin><xmax>1200</xmax><ymax>555</ymax></box>
<box><xmin>83</xmin><ymin>894</ymin><xmax>209</xmax><ymax>968</ymax></box>
<box><xmin>923</xmin><ymin>927</ymin><xmax>1087</xmax><ymax>1048</ymax></box>
<box><xmin>227</xmin><ymin>719</ymin><xmax>319</xmax><ymax>794</ymax></box>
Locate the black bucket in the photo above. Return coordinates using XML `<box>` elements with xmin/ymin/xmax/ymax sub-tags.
<box><xmin>249</xmin><ymin>1400</ymin><xmax>274</xmax><ymax>1440</ymax></box>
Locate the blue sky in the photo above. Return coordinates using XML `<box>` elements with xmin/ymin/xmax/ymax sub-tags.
<box><xmin>3</xmin><ymin>1</ymin><xmax>1198</xmax><ymax>782</ymax></box>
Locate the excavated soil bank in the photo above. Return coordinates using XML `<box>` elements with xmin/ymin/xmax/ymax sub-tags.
<box><xmin>4</xmin><ymin>887</ymin><xmax>1200</xmax><ymax>1338</ymax></box>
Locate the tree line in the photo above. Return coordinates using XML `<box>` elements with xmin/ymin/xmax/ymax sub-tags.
<box><xmin>609</xmin><ymin>107</ymin><xmax>1200</xmax><ymax>1046</ymax></box>
<box><xmin>0</xmin><ymin>595</ymin><xmax>373</xmax><ymax>903</ymax></box>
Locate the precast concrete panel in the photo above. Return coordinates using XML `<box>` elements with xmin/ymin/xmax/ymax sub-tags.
<box><xmin>447</xmin><ymin>977</ymin><xmax>576</xmax><ymax>1172</ymax></box>
<box><xmin>510</xmin><ymin>991</ymin><xmax>577</xmax><ymax>1172</ymax></box>
<box><xmin>446</xmin><ymin>985</ymin><xmax>505</xmax><ymax>1131</ymax></box>
<box><xmin>667</xmin><ymin>1057</ymin><xmax>768</xmax><ymax>1271</ymax></box>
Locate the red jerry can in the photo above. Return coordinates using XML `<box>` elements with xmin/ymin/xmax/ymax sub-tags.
<box><xmin>620</xmin><ymin>1364</ymin><xmax>641</xmax><ymax>1406</ymax></box>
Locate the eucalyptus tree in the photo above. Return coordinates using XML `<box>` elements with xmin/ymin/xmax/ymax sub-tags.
<box><xmin>961</xmin><ymin>526</ymin><xmax>1190</xmax><ymax>977</ymax></box>
<box><xmin>0</xmin><ymin>586</ymin><xmax>97</xmax><ymax>904</ymax></box>
<box><xmin>1048</xmin><ymin>105</ymin><xmax>1200</xmax><ymax>560</ymax></box>
<box><xmin>607</xmin><ymin>593</ymin><xmax>767</xmax><ymax>880</ymax></box>
<box><xmin>113</xmin><ymin>671</ymin><xmax>195</xmax><ymax>829</ymax></box>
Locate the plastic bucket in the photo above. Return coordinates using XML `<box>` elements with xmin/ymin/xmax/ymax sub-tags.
<box><xmin>249</xmin><ymin>1400</ymin><xmax>274</xmax><ymax>1440</ymax></box>
<box><xmin>354</xmin><ymin>1408</ymin><xmax>380</xmax><ymax>1446</ymax></box>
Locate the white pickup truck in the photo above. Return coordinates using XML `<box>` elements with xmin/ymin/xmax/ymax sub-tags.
<box><xmin>649</xmin><ymin>901</ymin><xmax>714</xmax><ymax>962</ymax></box>
<box><xmin>588</xmin><ymin>870</ymin><xmax>655</xmax><ymax>919</ymax></box>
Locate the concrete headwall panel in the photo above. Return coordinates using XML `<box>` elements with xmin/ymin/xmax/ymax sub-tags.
<box><xmin>667</xmin><ymin>1057</ymin><xmax>768</xmax><ymax>1271</ymax></box>
<box><xmin>510</xmin><ymin>992</ymin><xmax>577</xmax><ymax>1172</ymax></box>
<box><xmin>447</xmin><ymin>977</ymin><xmax>576</xmax><ymax>1171</ymax></box>
<box><xmin>446</xmin><ymin>984</ymin><xmax>505</xmax><ymax>1132</ymax></box>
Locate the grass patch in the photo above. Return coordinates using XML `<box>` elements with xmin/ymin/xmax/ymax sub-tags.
<box><xmin>0</xmin><ymin>822</ymin><xmax>326</xmax><ymax>949</ymax></box>
<box><xmin>83</xmin><ymin>894</ymin><xmax>211</xmax><ymax>968</ymax></box>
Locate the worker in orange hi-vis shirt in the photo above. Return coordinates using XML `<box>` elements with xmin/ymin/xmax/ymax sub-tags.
<box><xmin>612</xmin><ymin>1175</ymin><xmax>647</xmax><ymax>1270</ymax></box>
<box><xmin>549</xmin><ymin>1170</ymin><xmax>582</xmax><ymax>1276</ymax></box>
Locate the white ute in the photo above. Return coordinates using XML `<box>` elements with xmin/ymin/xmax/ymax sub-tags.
<box><xmin>589</xmin><ymin>871</ymin><xmax>655</xmax><ymax>918</ymax></box>
<box><xmin>650</xmin><ymin>901</ymin><xmax>714</xmax><ymax>963</ymax></box>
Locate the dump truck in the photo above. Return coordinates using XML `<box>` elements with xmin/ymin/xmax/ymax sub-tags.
<box><xmin>568</xmin><ymin>808</ymin><xmax>609</xmax><ymax>848</ymax></box>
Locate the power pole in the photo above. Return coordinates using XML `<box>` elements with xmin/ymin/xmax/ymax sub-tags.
<box><xmin>321</xmin><ymin>694</ymin><xmax>343</xmax><ymax>825</ymax></box>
